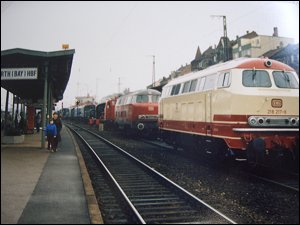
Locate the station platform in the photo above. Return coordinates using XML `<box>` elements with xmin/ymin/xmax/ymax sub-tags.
<box><xmin>1</xmin><ymin>127</ymin><xmax>102</xmax><ymax>224</ymax></box>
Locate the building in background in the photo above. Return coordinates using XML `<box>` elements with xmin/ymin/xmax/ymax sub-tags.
<box><xmin>150</xmin><ymin>27</ymin><xmax>297</xmax><ymax>90</ymax></box>
<box><xmin>232</xmin><ymin>27</ymin><xmax>293</xmax><ymax>59</ymax></box>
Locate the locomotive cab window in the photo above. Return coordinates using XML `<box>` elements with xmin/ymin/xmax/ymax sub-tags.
<box><xmin>203</xmin><ymin>74</ymin><xmax>218</xmax><ymax>91</ymax></box>
<box><xmin>116</xmin><ymin>98</ymin><xmax>122</xmax><ymax>106</ymax></box>
<box><xmin>126</xmin><ymin>96</ymin><xmax>133</xmax><ymax>104</ymax></box>
<box><xmin>189</xmin><ymin>79</ymin><xmax>198</xmax><ymax>92</ymax></box>
<box><xmin>151</xmin><ymin>95</ymin><xmax>160</xmax><ymax>103</ymax></box>
<box><xmin>197</xmin><ymin>77</ymin><xmax>206</xmax><ymax>91</ymax></box>
<box><xmin>242</xmin><ymin>70</ymin><xmax>272</xmax><ymax>87</ymax></box>
<box><xmin>136</xmin><ymin>95</ymin><xmax>149</xmax><ymax>103</ymax></box>
<box><xmin>272</xmin><ymin>71</ymin><xmax>299</xmax><ymax>89</ymax></box>
<box><xmin>171</xmin><ymin>84</ymin><xmax>181</xmax><ymax>96</ymax></box>
<box><xmin>182</xmin><ymin>81</ymin><xmax>191</xmax><ymax>93</ymax></box>
<box><xmin>165</xmin><ymin>86</ymin><xmax>172</xmax><ymax>97</ymax></box>
<box><xmin>217</xmin><ymin>72</ymin><xmax>231</xmax><ymax>88</ymax></box>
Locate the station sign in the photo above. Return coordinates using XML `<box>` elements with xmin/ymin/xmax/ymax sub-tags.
<box><xmin>1</xmin><ymin>68</ymin><xmax>38</xmax><ymax>80</ymax></box>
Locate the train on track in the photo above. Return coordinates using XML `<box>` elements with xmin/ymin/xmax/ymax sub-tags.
<box><xmin>159</xmin><ymin>57</ymin><xmax>299</xmax><ymax>165</ymax></box>
<box><xmin>62</xmin><ymin>58</ymin><xmax>299</xmax><ymax>166</ymax></box>
<box><xmin>63</xmin><ymin>89</ymin><xmax>161</xmax><ymax>134</ymax></box>
<box><xmin>115</xmin><ymin>89</ymin><xmax>161</xmax><ymax>134</ymax></box>
<box><xmin>66</xmin><ymin>104</ymin><xmax>96</xmax><ymax>122</ymax></box>
<box><xmin>95</xmin><ymin>94</ymin><xmax>122</xmax><ymax>127</ymax></box>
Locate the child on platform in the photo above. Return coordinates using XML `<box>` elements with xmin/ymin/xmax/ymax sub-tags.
<box><xmin>45</xmin><ymin>119</ymin><xmax>57</xmax><ymax>152</ymax></box>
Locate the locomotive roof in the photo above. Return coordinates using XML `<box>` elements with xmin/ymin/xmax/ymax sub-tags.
<box><xmin>98</xmin><ymin>93</ymin><xmax>122</xmax><ymax>104</ymax></box>
<box><xmin>122</xmin><ymin>89</ymin><xmax>161</xmax><ymax>97</ymax></box>
<box><xmin>166</xmin><ymin>58</ymin><xmax>295</xmax><ymax>87</ymax></box>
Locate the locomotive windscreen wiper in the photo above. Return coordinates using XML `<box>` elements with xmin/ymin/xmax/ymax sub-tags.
<box><xmin>252</xmin><ymin>69</ymin><xmax>257</xmax><ymax>81</ymax></box>
<box><xmin>283</xmin><ymin>71</ymin><xmax>291</xmax><ymax>83</ymax></box>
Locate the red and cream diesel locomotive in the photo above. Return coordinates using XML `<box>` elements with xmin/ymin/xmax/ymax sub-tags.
<box><xmin>159</xmin><ymin>58</ymin><xmax>299</xmax><ymax>165</ymax></box>
<box><xmin>115</xmin><ymin>89</ymin><xmax>161</xmax><ymax>133</ymax></box>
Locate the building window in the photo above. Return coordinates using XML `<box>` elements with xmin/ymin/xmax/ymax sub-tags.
<box><xmin>233</xmin><ymin>53</ymin><xmax>239</xmax><ymax>59</ymax></box>
<box><xmin>255</xmin><ymin>39</ymin><xmax>260</xmax><ymax>46</ymax></box>
<box><xmin>242</xmin><ymin>49</ymin><xmax>251</xmax><ymax>57</ymax></box>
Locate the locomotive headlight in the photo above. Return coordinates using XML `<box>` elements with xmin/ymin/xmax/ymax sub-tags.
<box><xmin>248</xmin><ymin>116</ymin><xmax>257</xmax><ymax>126</ymax></box>
<box><xmin>290</xmin><ymin>117</ymin><xmax>298</xmax><ymax>126</ymax></box>
<box><xmin>258</xmin><ymin>117</ymin><xmax>265</xmax><ymax>125</ymax></box>
<box><xmin>138</xmin><ymin>115</ymin><xmax>146</xmax><ymax>120</ymax></box>
<box><xmin>264</xmin><ymin>60</ymin><xmax>272</xmax><ymax>67</ymax></box>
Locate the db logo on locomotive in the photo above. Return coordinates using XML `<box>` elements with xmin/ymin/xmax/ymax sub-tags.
<box><xmin>271</xmin><ymin>99</ymin><xmax>283</xmax><ymax>108</ymax></box>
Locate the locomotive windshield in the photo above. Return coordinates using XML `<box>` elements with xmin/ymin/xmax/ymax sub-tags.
<box><xmin>152</xmin><ymin>95</ymin><xmax>160</xmax><ymax>103</ymax></box>
<box><xmin>135</xmin><ymin>94</ymin><xmax>160</xmax><ymax>103</ymax></box>
<box><xmin>242</xmin><ymin>70</ymin><xmax>272</xmax><ymax>87</ymax></box>
<box><xmin>84</xmin><ymin>105</ymin><xmax>95</xmax><ymax>118</ymax></box>
<box><xmin>136</xmin><ymin>95</ymin><xmax>149</xmax><ymax>103</ymax></box>
<box><xmin>273</xmin><ymin>71</ymin><xmax>299</xmax><ymax>89</ymax></box>
<box><xmin>96</xmin><ymin>104</ymin><xmax>105</xmax><ymax>119</ymax></box>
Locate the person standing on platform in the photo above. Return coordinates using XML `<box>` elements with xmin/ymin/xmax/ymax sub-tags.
<box><xmin>45</xmin><ymin>119</ymin><xmax>57</xmax><ymax>152</ymax></box>
<box><xmin>15</xmin><ymin>111</ymin><xmax>20</xmax><ymax>129</ymax></box>
<box><xmin>53</xmin><ymin>112</ymin><xmax>62</xmax><ymax>143</ymax></box>
<box><xmin>35</xmin><ymin>112</ymin><xmax>41</xmax><ymax>133</ymax></box>
<box><xmin>18</xmin><ymin>112</ymin><xmax>25</xmax><ymax>134</ymax></box>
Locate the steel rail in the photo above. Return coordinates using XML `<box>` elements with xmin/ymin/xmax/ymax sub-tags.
<box><xmin>66</xmin><ymin>123</ymin><xmax>237</xmax><ymax>224</ymax></box>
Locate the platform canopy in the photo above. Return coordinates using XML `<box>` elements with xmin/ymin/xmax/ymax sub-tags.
<box><xmin>1</xmin><ymin>48</ymin><xmax>75</xmax><ymax>104</ymax></box>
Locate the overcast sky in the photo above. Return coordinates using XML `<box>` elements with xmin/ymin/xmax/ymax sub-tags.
<box><xmin>1</xmin><ymin>1</ymin><xmax>299</xmax><ymax>109</ymax></box>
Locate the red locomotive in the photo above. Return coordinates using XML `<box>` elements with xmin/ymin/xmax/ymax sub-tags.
<box><xmin>115</xmin><ymin>89</ymin><xmax>161</xmax><ymax>134</ymax></box>
<box><xmin>95</xmin><ymin>94</ymin><xmax>121</xmax><ymax>128</ymax></box>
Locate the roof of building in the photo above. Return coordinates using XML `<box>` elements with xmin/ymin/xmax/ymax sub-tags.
<box><xmin>1</xmin><ymin>48</ymin><xmax>75</xmax><ymax>104</ymax></box>
<box><xmin>240</xmin><ymin>31</ymin><xmax>258</xmax><ymax>39</ymax></box>
<box><xmin>202</xmin><ymin>46</ymin><xmax>216</xmax><ymax>56</ymax></box>
<box><xmin>217</xmin><ymin>37</ymin><xmax>231</xmax><ymax>48</ymax></box>
<box><xmin>194</xmin><ymin>46</ymin><xmax>202</xmax><ymax>60</ymax></box>
<box><xmin>262</xmin><ymin>48</ymin><xmax>283</xmax><ymax>58</ymax></box>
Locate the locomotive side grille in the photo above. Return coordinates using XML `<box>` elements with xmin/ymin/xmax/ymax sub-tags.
<box><xmin>267</xmin><ymin>118</ymin><xmax>289</xmax><ymax>126</ymax></box>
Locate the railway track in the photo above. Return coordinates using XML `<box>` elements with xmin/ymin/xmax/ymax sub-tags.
<box><xmin>143</xmin><ymin>138</ymin><xmax>299</xmax><ymax>193</ymax></box>
<box><xmin>66</xmin><ymin>123</ymin><xmax>236</xmax><ymax>224</ymax></box>
<box><xmin>70</xmin><ymin>121</ymin><xmax>299</xmax><ymax>194</ymax></box>
<box><xmin>245</xmin><ymin>166</ymin><xmax>299</xmax><ymax>193</ymax></box>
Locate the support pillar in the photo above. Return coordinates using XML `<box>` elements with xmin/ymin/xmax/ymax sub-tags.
<box><xmin>12</xmin><ymin>95</ymin><xmax>15</xmax><ymax>128</ymax></box>
<box><xmin>41</xmin><ymin>62</ymin><xmax>49</xmax><ymax>149</ymax></box>
<box><xmin>4</xmin><ymin>90</ymin><xmax>9</xmax><ymax>132</ymax></box>
<box><xmin>47</xmin><ymin>83</ymin><xmax>52</xmax><ymax>121</ymax></box>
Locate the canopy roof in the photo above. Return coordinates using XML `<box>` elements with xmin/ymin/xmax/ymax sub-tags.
<box><xmin>1</xmin><ymin>48</ymin><xmax>75</xmax><ymax>104</ymax></box>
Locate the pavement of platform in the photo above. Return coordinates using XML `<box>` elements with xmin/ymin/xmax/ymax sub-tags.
<box><xmin>1</xmin><ymin>130</ymin><xmax>43</xmax><ymax>148</ymax></box>
<box><xmin>1</xmin><ymin>147</ymin><xmax>49</xmax><ymax>224</ymax></box>
<box><xmin>1</xmin><ymin>127</ymin><xmax>103</xmax><ymax>224</ymax></box>
<box><xmin>66</xmin><ymin>127</ymin><xmax>103</xmax><ymax>224</ymax></box>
